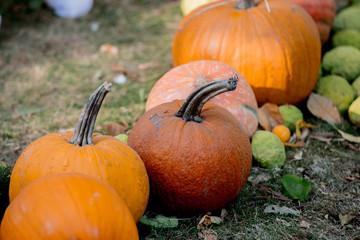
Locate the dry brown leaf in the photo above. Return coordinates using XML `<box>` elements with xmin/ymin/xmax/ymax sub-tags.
<box><xmin>197</xmin><ymin>214</ymin><xmax>223</xmax><ymax>230</ymax></box>
<box><xmin>99</xmin><ymin>43</ymin><xmax>118</xmax><ymax>56</ymax></box>
<box><xmin>260</xmin><ymin>103</ymin><xmax>284</xmax><ymax>129</ymax></box>
<box><xmin>283</xmin><ymin>141</ymin><xmax>305</xmax><ymax>148</ymax></box>
<box><xmin>339</xmin><ymin>214</ymin><xmax>356</xmax><ymax>226</ymax></box>
<box><xmin>299</xmin><ymin>220</ymin><xmax>311</xmax><ymax>228</ymax></box>
<box><xmin>309</xmin><ymin>135</ymin><xmax>332</xmax><ymax>145</ymax></box>
<box><xmin>258</xmin><ymin>108</ymin><xmax>272</xmax><ymax>131</ymax></box>
<box><xmin>198</xmin><ymin>229</ymin><xmax>218</xmax><ymax>240</ymax></box>
<box><xmin>307</xmin><ymin>93</ymin><xmax>341</xmax><ymax>124</ymax></box>
<box><xmin>103</xmin><ymin>122</ymin><xmax>129</xmax><ymax>136</ymax></box>
<box><xmin>344</xmin><ymin>176</ymin><xmax>355</xmax><ymax>181</ymax></box>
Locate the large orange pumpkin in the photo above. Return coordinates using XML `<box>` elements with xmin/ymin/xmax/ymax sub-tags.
<box><xmin>1</xmin><ymin>172</ymin><xmax>139</xmax><ymax>240</ymax></box>
<box><xmin>128</xmin><ymin>77</ymin><xmax>252</xmax><ymax>212</ymax></box>
<box><xmin>146</xmin><ymin>60</ymin><xmax>258</xmax><ymax>137</ymax></box>
<box><xmin>9</xmin><ymin>82</ymin><xmax>149</xmax><ymax>222</ymax></box>
<box><xmin>172</xmin><ymin>0</ymin><xmax>321</xmax><ymax>105</ymax></box>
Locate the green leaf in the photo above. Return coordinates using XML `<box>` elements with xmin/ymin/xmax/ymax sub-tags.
<box><xmin>281</xmin><ymin>175</ymin><xmax>311</xmax><ymax>201</ymax></box>
<box><xmin>139</xmin><ymin>214</ymin><xmax>178</xmax><ymax>228</ymax></box>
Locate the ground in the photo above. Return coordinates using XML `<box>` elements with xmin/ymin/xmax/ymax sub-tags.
<box><xmin>0</xmin><ymin>1</ymin><xmax>359</xmax><ymax>239</ymax></box>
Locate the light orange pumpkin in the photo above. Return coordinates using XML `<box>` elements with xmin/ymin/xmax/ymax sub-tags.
<box><xmin>146</xmin><ymin>60</ymin><xmax>258</xmax><ymax>137</ymax></box>
<box><xmin>172</xmin><ymin>0</ymin><xmax>321</xmax><ymax>105</ymax></box>
<box><xmin>128</xmin><ymin>77</ymin><xmax>252</xmax><ymax>212</ymax></box>
<box><xmin>9</xmin><ymin>82</ymin><xmax>149</xmax><ymax>222</ymax></box>
<box><xmin>1</xmin><ymin>172</ymin><xmax>139</xmax><ymax>240</ymax></box>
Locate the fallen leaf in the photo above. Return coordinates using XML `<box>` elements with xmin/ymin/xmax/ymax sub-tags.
<box><xmin>248</xmin><ymin>173</ymin><xmax>271</xmax><ymax>186</ymax></box>
<box><xmin>299</xmin><ymin>220</ymin><xmax>310</xmax><ymax>228</ymax></box>
<box><xmin>260</xmin><ymin>103</ymin><xmax>284</xmax><ymax>129</ymax></box>
<box><xmin>258</xmin><ymin>108</ymin><xmax>272</xmax><ymax>131</ymax></box>
<box><xmin>332</xmin><ymin>125</ymin><xmax>360</xmax><ymax>143</ymax></box>
<box><xmin>99</xmin><ymin>43</ymin><xmax>118</xmax><ymax>56</ymax></box>
<box><xmin>344</xmin><ymin>176</ymin><xmax>355</xmax><ymax>181</ymax></box>
<box><xmin>309</xmin><ymin>135</ymin><xmax>332</xmax><ymax>145</ymax></box>
<box><xmin>276</xmin><ymin>217</ymin><xmax>291</xmax><ymax>227</ymax></box>
<box><xmin>197</xmin><ymin>215</ymin><xmax>223</xmax><ymax>229</ymax></box>
<box><xmin>320</xmin><ymin>182</ymin><xmax>328</xmax><ymax>185</ymax></box>
<box><xmin>103</xmin><ymin>122</ymin><xmax>129</xmax><ymax>136</ymax></box>
<box><xmin>198</xmin><ymin>229</ymin><xmax>217</xmax><ymax>240</ymax></box>
<box><xmin>293</xmin><ymin>151</ymin><xmax>303</xmax><ymax>160</ymax></box>
<box><xmin>283</xmin><ymin>141</ymin><xmax>305</xmax><ymax>148</ymax></box>
<box><xmin>295</xmin><ymin>120</ymin><xmax>317</xmax><ymax>139</ymax></box>
<box><xmin>307</xmin><ymin>93</ymin><xmax>341</xmax><ymax>124</ymax></box>
<box><xmin>339</xmin><ymin>214</ymin><xmax>356</xmax><ymax>226</ymax></box>
<box><xmin>220</xmin><ymin>209</ymin><xmax>228</xmax><ymax>220</ymax></box>
<box><xmin>138</xmin><ymin>61</ymin><xmax>160</xmax><ymax>70</ymax></box>
<box><xmin>139</xmin><ymin>215</ymin><xmax>178</xmax><ymax>228</ymax></box>
<box><xmin>281</xmin><ymin>175</ymin><xmax>311</xmax><ymax>202</ymax></box>
<box><xmin>255</xmin><ymin>184</ymin><xmax>292</xmax><ymax>201</ymax></box>
<box><xmin>264</xmin><ymin>205</ymin><xmax>300</xmax><ymax>216</ymax></box>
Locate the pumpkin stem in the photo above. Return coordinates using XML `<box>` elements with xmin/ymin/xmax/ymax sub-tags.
<box><xmin>175</xmin><ymin>75</ymin><xmax>238</xmax><ymax>123</ymax></box>
<box><xmin>68</xmin><ymin>82</ymin><xmax>112</xmax><ymax>146</ymax></box>
<box><xmin>235</xmin><ymin>0</ymin><xmax>255</xmax><ymax>10</ymax></box>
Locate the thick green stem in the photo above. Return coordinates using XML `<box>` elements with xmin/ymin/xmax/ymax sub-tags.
<box><xmin>235</xmin><ymin>0</ymin><xmax>255</xmax><ymax>10</ymax></box>
<box><xmin>175</xmin><ymin>75</ymin><xmax>239</xmax><ymax>123</ymax></box>
<box><xmin>68</xmin><ymin>82</ymin><xmax>112</xmax><ymax>146</ymax></box>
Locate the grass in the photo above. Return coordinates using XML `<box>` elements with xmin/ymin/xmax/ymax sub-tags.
<box><xmin>0</xmin><ymin>1</ymin><xmax>359</xmax><ymax>239</ymax></box>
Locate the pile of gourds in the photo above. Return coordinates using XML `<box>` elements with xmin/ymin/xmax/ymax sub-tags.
<box><xmin>1</xmin><ymin>0</ymin><xmax>346</xmax><ymax>238</ymax></box>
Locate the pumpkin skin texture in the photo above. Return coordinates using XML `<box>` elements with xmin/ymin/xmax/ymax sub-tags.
<box><xmin>256</xmin><ymin>0</ymin><xmax>336</xmax><ymax>44</ymax></box>
<box><xmin>172</xmin><ymin>0</ymin><xmax>321</xmax><ymax>105</ymax></box>
<box><xmin>1</xmin><ymin>173</ymin><xmax>139</xmax><ymax>240</ymax></box>
<box><xmin>9</xmin><ymin>83</ymin><xmax>149</xmax><ymax>223</ymax></box>
<box><xmin>146</xmin><ymin>60</ymin><xmax>258</xmax><ymax>137</ymax></box>
<box><xmin>128</xmin><ymin>78</ymin><xmax>252</xmax><ymax>212</ymax></box>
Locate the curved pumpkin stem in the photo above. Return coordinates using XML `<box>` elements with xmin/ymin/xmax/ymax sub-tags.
<box><xmin>68</xmin><ymin>82</ymin><xmax>112</xmax><ymax>146</ymax></box>
<box><xmin>235</xmin><ymin>0</ymin><xmax>256</xmax><ymax>9</ymax></box>
<box><xmin>176</xmin><ymin>75</ymin><xmax>239</xmax><ymax>123</ymax></box>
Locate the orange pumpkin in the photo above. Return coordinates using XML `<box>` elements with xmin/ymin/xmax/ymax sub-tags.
<box><xmin>146</xmin><ymin>60</ymin><xmax>258</xmax><ymax>137</ymax></box>
<box><xmin>128</xmin><ymin>76</ymin><xmax>252</xmax><ymax>212</ymax></box>
<box><xmin>9</xmin><ymin>82</ymin><xmax>149</xmax><ymax>222</ymax></box>
<box><xmin>172</xmin><ymin>0</ymin><xmax>321</xmax><ymax>105</ymax></box>
<box><xmin>1</xmin><ymin>172</ymin><xmax>139</xmax><ymax>240</ymax></box>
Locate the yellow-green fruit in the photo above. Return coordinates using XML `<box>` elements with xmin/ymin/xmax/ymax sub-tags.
<box><xmin>348</xmin><ymin>97</ymin><xmax>360</xmax><ymax>127</ymax></box>
<box><xmin>279</xmin><ymin>105</ymin><xmax>303</xmax><ymax>132</ymax></box>
<box><xmin>180</xmin><ymin>0</ymin><xmax>213</xmax><ymax>16</ymax></box>
<box><xmin>315</xmin><ymin>75</ymin><xmax>355</xmax><ymax>114</ymax></box>
<box><xmin>352</xmin><ymin>76</ymin><xmax>360</xmax><ymax>97</ymax></box>
<box><xmin>251</xmin><ymin>131</ymin><xmax>286</xmax><ymax>169</ymax></box>
<box><xmin>114</xmin><ymin>133</ymin><xmax>128</xmax><ymax>144</ymax></box>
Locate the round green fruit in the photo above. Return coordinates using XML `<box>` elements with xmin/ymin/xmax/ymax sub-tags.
<box><xmin>348</xmin><ymin>96</ymin><xmax>360</xmax><ymax>127</ymax></box>
<box><xmin>315</xmin><ymin>75</ymin><xmax>355</xmax><ymax>114</ymax></box>
<box><xmin>251</xmin><ymin>131</ymin><xmax>286</xmax><ymax>169</ymax></box>
<box><xmin>114</xmin><ymin>133</ymin><xmax>128</xmax><ymax>144</ymax></box>
<box><xmin>279</xmin><ymin>105</ymin><xmax>303</xmax><ymax>132</ymax></box>
<box><xmin>352</xmin><ymin>76</ymin><xmax>360</xmax><ymax>97</ymax></box>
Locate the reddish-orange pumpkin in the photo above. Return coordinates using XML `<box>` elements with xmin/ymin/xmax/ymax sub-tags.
<box><xmin>172</xmin><ymin>0</ymin><xmax>321</xmax><ymax>105</ymax></box>
<box><xmin>128</xmin><ymin>77</ymin><xmax>252</xmax><ymax>212</ymax></box>
<box><xmin>146</xmin><ymin>60</ymin><xmax>258</xmax><ymax>137</ymax></box>
<box><xmin>9</xmin><ymin>82</ymin><xmax>149</xmax><ymax>222</ymax></box>
<box><xmin>1</xmin><ymin>172</ymin><xmax>139</xmax><ymax>240</ymax></box>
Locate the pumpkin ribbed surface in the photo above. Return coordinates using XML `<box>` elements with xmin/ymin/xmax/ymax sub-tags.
<box><xmin>1</xmin><ymin>173</ymin><xmax>139</xmax><ymax>240</ymax></box>
<box><xmin>172</xmin><ymin>0</ymin><xmax>321</xmax><ymax>105</ymax></box>
<box><xmin>146</xmin><ymin>60</ymin><xmax>258</xmax><ymax>137</ymax></box>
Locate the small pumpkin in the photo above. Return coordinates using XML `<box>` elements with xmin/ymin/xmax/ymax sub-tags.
<box><xmin>172</xmin><ymin>0</ymin><xmax>321</xmax><ymax>105</ymax></box>
<box><xmin>1</xmin><ymin>172</ymin><xmax>139</xmax><ymax>240</ymax></box>
<box><xmin>146</xmin><ymin>60</ymin><xmax>258</xmax><ymax>137</ymax></box>
<box><xmin>128</xmin><ymin>76</ymin><xmax>252</xmax><ymax>212</ymax></box>
<box><xmin>9</xmin><ymin>82</ymin><xmax>149</xmax><ymax>222</ymax></box>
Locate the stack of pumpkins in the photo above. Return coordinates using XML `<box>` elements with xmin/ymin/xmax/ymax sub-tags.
<box><xmin>0</xmin><ymin>0</ymin><xmax>338</xmax><ymax>238</ymax></box>
<box><xmin>0</xmin><ymin>83</ymin><xmax>148</xmax><ymax>239</ymax></box>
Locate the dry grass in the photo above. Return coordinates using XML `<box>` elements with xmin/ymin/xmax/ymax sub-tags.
<box><xmin>0</xmin><ymin>1</ymin><xmax>359</xmax><ymax>239</ymax></box>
